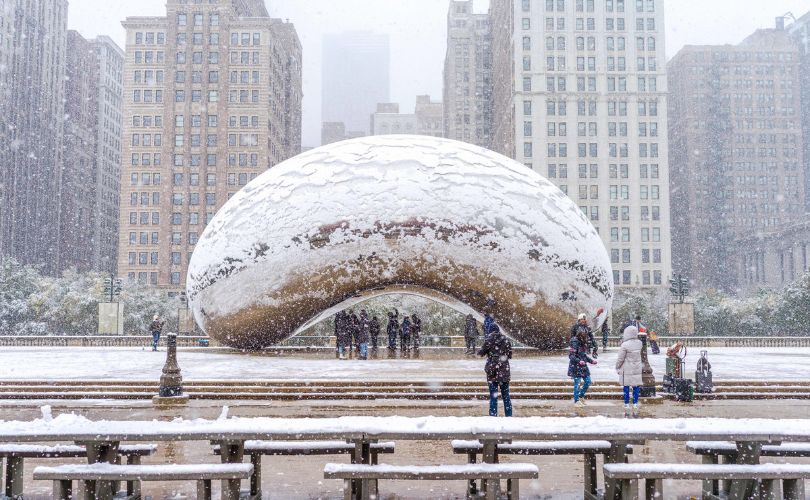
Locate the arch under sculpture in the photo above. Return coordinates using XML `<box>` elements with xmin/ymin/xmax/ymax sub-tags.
<box><xmin>187</xmin><ymin>135</ymin><xmax>614</xmax><ymax>350</ymax></box>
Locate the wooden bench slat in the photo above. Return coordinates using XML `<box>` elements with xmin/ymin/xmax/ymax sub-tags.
<box><xmin>0</xmin><ymin>443</ymin><xmax>156</xmax><ymax>458</ymax></box>
<box><xmin>33</xmin><ymin>463</ymin><xmax>252</xmax><ymax>481</ymax></box>
<box><xmin>604</xmin><ymin>463</ymin><xmax>810</xmax><ymax>480</ymax></box>
<box><xmin>212</xmin><ymin>440</ymin><xmax>395</xmax><ymax>456</ymax></box>
<box><xmin>323</xmin><ymin>463</ymin><xmax>539</xmax><ymax>481</ymax></box>
<box><xmin>451</xmin><ymin>439</ymin><xmax>631</xmax><ymax>455</ymax></box>
<box><xmin>687</xmin><ymin>440</ymin><xmax>810</xmax><ymax>457</ymax></box>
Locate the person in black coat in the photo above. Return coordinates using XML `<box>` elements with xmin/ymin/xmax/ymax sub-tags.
<box><xmin>370</xmin><ymin>316</ymin><xmax>381</xmax><ymax>350</ymax></box>
<box><xmin>386</xmin><ymin>310</ymin><xmax>399</xmax><ymax>351</ymax></box>
<box><xmin>569</xmin><ymin>328</ymin><xmax>598</xmax><ymax>406</ymax></box>
<box><xmin>335</xmin><ymin>311</ymin><xmax>351</xmax><ymax>360</ymax></box>
<box><xmin>477</xmin><ymin>325</ymin><xmax>513</xmax><ymax>417</ymax></box>
<box><xmin>411</xmin><ymin>314</ymin><xmax>422</xmax><ymax>351</ymax></box>
<box><xmin>464</xmin><ymin>314</ymin><xmax>480</xmax><ymax>354</ymax></box>
<box><xmin>400</xmin><ymin>316</ymin><xmax>411</xmax><ymax>352</ymax></box>
<box><xmin>356</xmin><ymin>309</ymin><xmax>370</xmax><ymax>360</ymax></box>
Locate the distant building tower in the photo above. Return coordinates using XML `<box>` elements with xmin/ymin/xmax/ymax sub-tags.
<box><xmin>443</xmin><ymin>0</ymin><xmax>493</xmax><ymax>148</ymax></box>
<box><xmin>489</xmin><ymin>0</ymin><xmax>672</xmax><ymax>289</ymax></box>
<box><xmin>118</xmin><ymin>0</ymin><xmax>303</xmax><ymax>290</ymax></box>
<box><xmin>0</xmin><ymin>0</ymin><xmax>69</xmax><ymax>274</ymax></box>
<box><xmin>369</xmin><ymin>97</ymin><xmax>444</xmax><ymax>138</ymax></box>
<box><xmin>322</xmin><ymin>31</ymin><xmax>390</xmax><ymax>137</ymax></box>
<box><xmin>787</xmin><ymin>11</ymin><xmax>810</xmax><ymax>213</ymax></box>
<box><xmin>669</xmin><ymin>23</ymin><xmax>805</xmax><ymax>291</ymax></box>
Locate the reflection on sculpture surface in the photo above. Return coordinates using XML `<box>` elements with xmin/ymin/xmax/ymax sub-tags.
<box><xmin>187</xmin><ymin>135</ymin><xmax>613</xmax><ymax>350</ymax></box>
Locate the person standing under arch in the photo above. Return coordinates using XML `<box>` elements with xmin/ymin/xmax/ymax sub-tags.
<box><xmin>478</xmin><ymin>324</ymin><xmax>513</xmax><ymax>417</ymax></box>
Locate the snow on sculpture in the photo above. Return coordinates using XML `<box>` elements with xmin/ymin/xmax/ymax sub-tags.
<box><xmin>187</xmin><ymin>135</ymin><xmax>613</xmax><ymax>350</ymax></box>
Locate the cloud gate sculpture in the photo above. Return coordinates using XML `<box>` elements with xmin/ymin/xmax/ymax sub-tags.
<box><xmin>187</xmin><ymin>135</ymin><xmax>613</xmax><ymax>350</ymax></box>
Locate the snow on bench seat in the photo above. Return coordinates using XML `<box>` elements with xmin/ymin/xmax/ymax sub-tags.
<box><xmin>213</xmin><ymin>440</ymin><xmax>395</xmax><ymax>455</ymax></box>
<box><xmin>603</xmin><ymin>463</ymin><xmax>810</xmax><ymax>480</ymax></box>
<box><xmin>451</xmin><ymin>439</ymin><xmax>632</xmax><ymax>454</ymax></box>
<box><xmin>323</xmin><ymin>462</ymin><xmax>539</xmax><ymax>480</ymax></box>
<box><xmin>687</xmin><ymin>441</ymin><xmax>810</xmax><ymax>457</ymax></box>
<box><xmin>0</xmin><ymin>443</ymin><xmax>156</xmax><ymax>457</ymax></box>
<box><xmin>32</xmin><ymin>463</ymin><xmax>253</xmax><ymax>481</ymax></box>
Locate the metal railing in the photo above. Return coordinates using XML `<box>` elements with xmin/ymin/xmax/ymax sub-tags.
<box><xmin>0</xmin><ymin>335</ymin><xmax>210</xmax><ymax>348</ymax></box>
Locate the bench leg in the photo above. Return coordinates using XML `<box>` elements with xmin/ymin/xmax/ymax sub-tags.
<box><xmin>53</xmin><ymin>480</ymin><xmax>73</xmax><ymax>500</ymax></box>
<box><xmin>248</xmin><ymin>453</ymin><xmax>262</xmax><ymax>499</ymax></box>
<box><xmin>605</xmin><ymin>442</ymin><xmax>630</xmax><ymax>500</ymax></box>
<box><xmin>125</xmin><ymin>455</ymin><xmax>141</xmax><ymax>498</ymax></box>
<box><xmin>481</xmin><ymin>440</ymin><xmax>499</xmax><ymax>500</ymax></box>
<box><xmin>783</xmin><ymin>479</ymin><xmax>804</xmax><ymax>500</ymax></box>
<box><xmin>506</xmin><ymin>478</ymin><xmax>520</xmax><ymax>500</ymax></box>
<box><xmin>343</xmin><ymin>478</ymin><xmax>352</xmax><ymax>500</ymax></box>
<box><xmin>5</xmin><ymin>456</ymin><xmax>23</xmax><ymax>498</ymax></box>
<box><xmin>83</xmin><ymin>480</ymin><xmax>97</xmax><ymax>500</ymax></box>
<box><xmin>196</xmin><ymin>479</ymin><xmax>212</xmax><ymax>500</ymax></box>
<box><xmin>218</xmin><ymin>442</ymin><xmax>245</xmax><ymax>500</ymax></box>
<box><xmin>644</xmin><ymin>478</ymin><xmax>661</xmax><ymax>500</ymax></box>
<box><xmin>702</xmin><ymin>453</ymin><xmax>719</xmax><ymax>498</ymax></box>
<box><xmin>584</xmin><ymin>452</ymin><xmax>597</xmax><ymax>497</ymax></box>
<box><xmin>466</xmin><ymin>452</ymin><xmax>479</xmax><ymax>497</ymax></box>
<box><xmin>618</xmin><ymin>479</ymin><xmax>637</xmax><ymax>500</ymax></box>
<box><xmin>758</xmin><ymin>479</ymin><xmax>777</xmax><ymax>500</ymax></box>
<box><xmin>728</xmin><ymin>441</ymin><xmax>762</xmax><ymax>500</ymax></box>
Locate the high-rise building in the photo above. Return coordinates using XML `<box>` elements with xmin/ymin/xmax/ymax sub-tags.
<box><xmin>443</xmin><ymin>0</ymin><xmax>493</xmax><ymax>148</ymax></box>
<box><xmin>787</xmin><ymin>11</ymin><xmax>810</xmax><ymax>212</ymax></box>
<box><xmin>490</xmin><ymin>0</ymin><xmax>672</xmax><ymax>289</ymax></box>
<box><xmin>61</xmin><ymin>32</ymin><xmax>125</xmax><ymax>274</ymax></box>
<box><xmin>669</xmin><ymin>24</ymin><xmax>805</xmax><ymax>292</ymax></box>
<box><xmin>0</xmin><ymin>0</ymin><xmax>68</xmax><ymax>274</ymax></box>
<box><xmin>370</xmin><ymin>96</ymin><xmax>444</xmax><ymax>138</ymax></box>
<box><xmin>322</xmin><ymin>31</ymin><xmax>390</xmax><ymax>137</ymax></box>
<box><xmin>119</xmin><ymin>0</ymin><xmax>303</xmax><ymax>290</ymax></box>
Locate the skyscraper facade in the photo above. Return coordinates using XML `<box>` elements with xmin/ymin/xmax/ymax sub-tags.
<box><xmin>443</xmin><ymin>0</ymin><xmax>493</xmax><ymax>148</ymax></box>
<box><xmin>118</xmin><ymin>0</ymin><xmax>302</xmax><ymax>291</ymax></box>
<box><xmin>668</xmin><ymin>25</ymin><xmax>805</xmax><ymax>291</ymax></box>
<box><xmin>490</xmin><ymin>0</ymin><xmax>672</xmax><ymax>289</ymax></box>
<box><xmin>322</xmin><ymin>31</ymin><xmax>390</xmax><ymax>137</ymax></box>
<box><xmin>0</xmin><ymin>0</ymin><xmax>68</xmax><ymax>274</ymax></box>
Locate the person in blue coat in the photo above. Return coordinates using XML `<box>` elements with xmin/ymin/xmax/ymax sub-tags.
<box><xmin>569</xmin><ymin>328</ymin><xmax>598</xmax><ymax>406</ymax></box>
<box><xmin>400</xmin><ymin>316</ymin><xmax>411</xmax><ymax>352</ymax></box>
<box><xmin>483</xmin><ymin>313</ymin><xmax>495</xmax><ymax>338</ymax></box>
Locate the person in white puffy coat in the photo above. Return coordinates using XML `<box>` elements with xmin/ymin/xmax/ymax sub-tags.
<box><xmin>615</xmin><ymin>325</ymin><xmax>643</xmax><ymax>410</ymax></box>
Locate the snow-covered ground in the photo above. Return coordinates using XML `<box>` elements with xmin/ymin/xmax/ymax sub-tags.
<box><xmin>0</xmin><ymin>346</ymin><xmax>805</xmax><ymax>381</ymax></box>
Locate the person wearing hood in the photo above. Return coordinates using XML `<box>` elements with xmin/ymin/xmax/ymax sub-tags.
<box><xmin>477</xmin><ymin>324</ymin><xmax>513</xmax><ymax>417</ymax></box>
<box><xmin>386</xmin><ymin>310</ymin><xmax>399</xmax><ymax>351</ymax></box>
<box><xmin>150</xmin><ymin>315</ymin><xmax>165</xmax><ymax>352</ymax></box>
<box><xmin>464</xmin><ymin>314</ymin><xmax>480</xmax><ymax>354</ymax></box>
<box><xmin>616</xmin><ymin>325</ymin><xmax>644</xmax><ymax>410</ymax></box>
<box><xmin>400</xmin><ymin>316</ymin><xmax>411</xmax><ymax>353</ymax></box>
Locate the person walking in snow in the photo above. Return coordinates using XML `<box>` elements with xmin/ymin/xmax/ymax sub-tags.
<box><xmin>411</xmin><ymin>314</ymin><xmax>422</xmax><ymax>352</ymax></box>
<box><xmin>464</xmin><ymin>314</ymin><xmax>480</xmax><ymax>354</ymax></box>
<box><xmin>616</xmin><ymin>325</ymin><xmax>644</xmax><ymax>411</ymax></box>
<box><xmin>570</xmin><ymin>313</ymin><xmax>598</xmax><ymax>358</ymax></box>
<box><xmin>569</xmin><ymin>327</ymin><xmax>598</xmax><ymax>406</ymax></box>
<box><xmin>386</xmin><ymin>310</ymin><xmax>399</xmax><ymax>351</ymax></box>
<box><xmin>400</xmin><ymin>316</ymin><xmax>411</xmax><ymax>353</ymax></box>
<box><xmin>478</xmin><ymin>324</ymin><xmax>513</xmax><ymax>417</ymax></box>
<box><xmin>356</xmin><ymin>309</ymin><xmax>371</xmax><ymax>360</ymax></box>
<box><xmin>349</xmin><ymin>311</ymin><xmax>361</xmax><ymax>355</ymax></box>
<box><xmin>150</xmin><ymin>315</ymin><xmax>165</xmax><ymax>352</ymax></box>
<box><xmin>370</xmin><ymin>315</ymin><xmax>381</xmax><ymax>351</ymax></box>
<box><xmin>336</xmin><ymin>311</ymin><xmax>351</xmax><ymax>360</ymax></box>
<box><xmin>483</xmin><ymin>313</ymin><xmax>495</xmax><ymax>338</ymax></box>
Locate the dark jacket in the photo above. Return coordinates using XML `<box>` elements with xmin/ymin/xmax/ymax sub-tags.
<box><xmin>349</xmin><ymin>314</ymin><xmax>360</xmax><ymax>342</ymax></box>
<box><xmin>483</xmin><ymin>315</ymin><xmax>495</xmax><ymax>336</ymax></box>
<box><xmin>370</xmin><ymin>317</ymin><xmax>380</xmax><ymax>339</ymax></box>
<box><xmin>411</xmin><ymin>316</ymin><xmax>421</xmax><ymax>338</ymax></box>
<box><xmin>464</xmin><ymin>315</ymin><xmax>479</xmax><ymax>340</ymax></box>
<box><xmin>386</xmin><ymin>316</ymin><xmax>399</xmax><ymax>339</ymax></box>
<box><xmin>478</xmin><ymin>332</ymin><xmax>512</xmax><ymax>383</ymax></box>
<box><xmin>568</xmin><ymin>336</ymin><xmax>595</xmax><ymax>378</ymax></box>
<box><xmin>357</xmin><ymin>312</ymin><xmax>370</xmax><ymax>344</ymax></box>
<box><xmin>150</xmin><ymin>320</ymin><xmax>164</xmax><ymax>333</ymax></box>
<box><xmin>570</xmin><ymin>322</ymin><xmax>597</xmax><ymax>356</ymax></box>
<box><xmin>335</xmin><ymin>312</ymin><xmax>351</xmax><ymax>346</ymax></box>
<box><xmin>401</xmin><ymin>318</ymin><xmax>411</xmax><ymax>338</ymax></box>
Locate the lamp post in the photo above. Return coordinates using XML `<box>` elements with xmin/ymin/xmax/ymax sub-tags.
<box><xmin>153</xmin><ymin>333</ymin><xmax>189</xmax><ymax>406</ymax></box>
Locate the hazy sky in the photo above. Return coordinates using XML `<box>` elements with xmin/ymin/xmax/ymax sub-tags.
<box><xmin>68</xmin><ymin>0</ymin><xmax>810</xmax><ymax>148</ymax></box>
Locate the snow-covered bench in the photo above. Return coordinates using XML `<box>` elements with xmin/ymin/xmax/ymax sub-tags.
<box><xmin>324</xmin><ymin>462</ymin><xmax>539</xmax><ymax>500</ymax></box>
<box><xmin>687</xmin><ymin>441</ymin><xmax>810</xmax><ymax>497</ymax></box>
<box><xmin>452</xmin><ymin>439</ymin><xmax>633</xmax><ymax>498</ymax></box>
<box><xmin>213</xmin><ymin>440</ymin><xmax>395</xmax><ymax>498</ymax></box>
<box><xmin>0</xmin><ymin>443</ymin><xmax>156</xmax><ymax>498</ymax></box>
<box><xmin>33</xmin><ymin>463</ymin><xmax>253</xmax><ymax>500</ymax></box>
<box><xmin>603</xmin><ymin>463</ymin><xmax>810</xmax><ymax>500</ymax></box>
